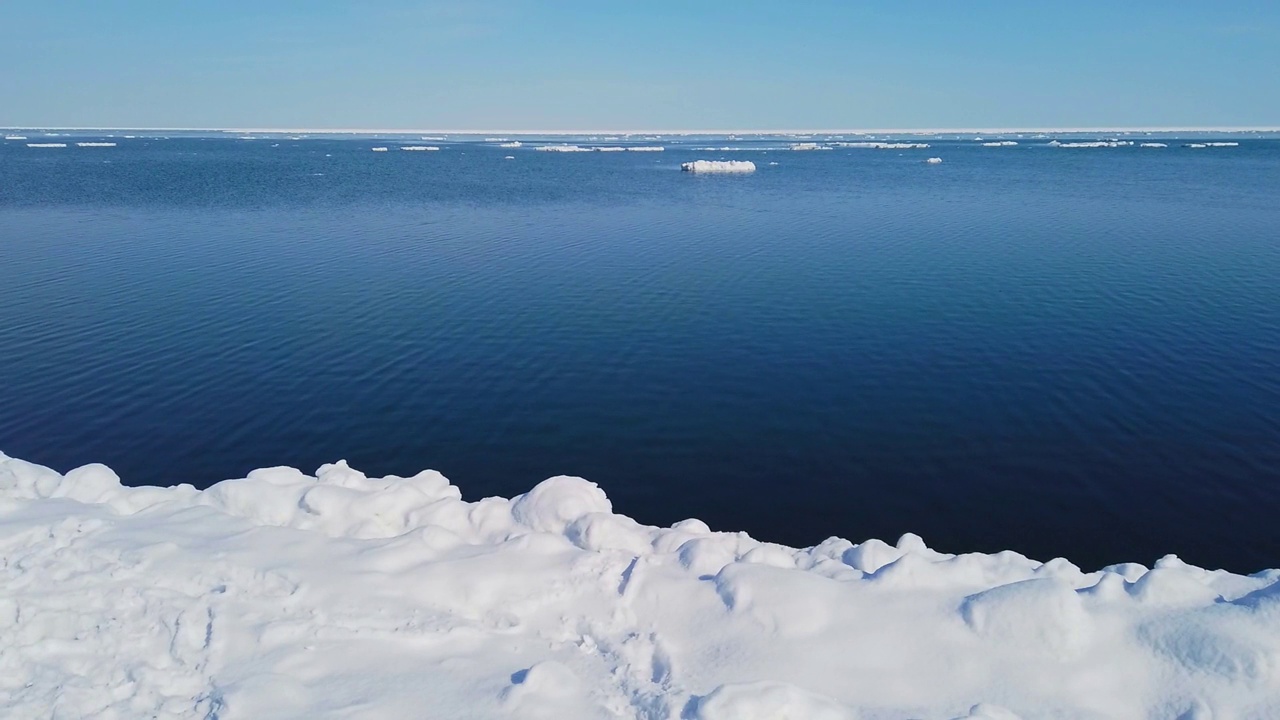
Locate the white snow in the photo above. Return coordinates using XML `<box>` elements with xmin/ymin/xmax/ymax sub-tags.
<box><xmin>75</xmin><ymin>142</ymin><xmax>117</xmax><ymax>147</ymax></box>
<box><xmin>2</xmin><ymin>451</ymin><xmax>1278</xmax><ymax>720</ymax></box>
<box><xmin>371</xmin><ymin>146</ymin><xmax>389</xmax><ymax>152</ymax></box>
<box><xmin>926</xmin><ymin>157</ymin><xmax>944</xmax><ymax>164</ymax></box>
<box><xmin>681</xmin><ymin>160</ymin><xmax>757</xmax><ymax>173</ymax></box>
<box><xmin>26</xmin><ymin>143</ymin><xmax>67</xmax><ymax>148</ymax></box>
<box><xmin>401</xmin><ymin>145</ymin><xmax>441</xmax><ymax>151</ymax></box>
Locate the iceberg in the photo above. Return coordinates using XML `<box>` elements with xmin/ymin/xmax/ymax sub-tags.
<box><xmin>681</xmin><ymin>160</ymin><xmax>757</xmax><ymax>173</ymax></box>
<box><xmin>0</xmin><ymin>451</ymin><xmax>1277</xmax><ymax>720</ymax></box>
<box><xmin>26</xmin><ymin>142</ymin><xmax>67</xmax><ymax>148</ymax></box>
<box><xmin>400</xmin><ymin>145</ymin><xmax>440</xmax><ymax>151</ymax></box>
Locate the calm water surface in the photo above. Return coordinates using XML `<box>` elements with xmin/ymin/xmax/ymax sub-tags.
<box><xmin>2</xmin><ymin>134</ymin><xmax>1278</xmax><ymax>571</ymax></box>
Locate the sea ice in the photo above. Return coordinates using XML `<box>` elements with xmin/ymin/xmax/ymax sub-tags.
<box><xmin>837</xmin><ymin>141</ymin><xmax>931</xmax><ymax>149</ymax></box>
<box><xmin>371</xmin><ymin>146</ymin><xmax>389</xmax><ymax>152</ymax></box>
<box><xmin>26</xmin><ymin>143</ymin><xmax>67</xmax><ymax>148</ymax></box>
<box><xmin>926</xmin><ymin>157</ymin><xmax>944</xmax><ymax>164</ymax></box>
<box><xmin>790</xmin><ymin>142</ymin><xmax>832</xmax><ymax>151</ymax></box>
<box><xmin>1140</xmin><ymin>143</ymin><xmax>1168</xmax><ymax>148</ymax></box>
<box><xmin>982</xmin><ymin>141</ymin><xmax>1018</xmax><ymax>146</ymax></box>
<box><xmin>535</xmin><ymin>144</ymin><xmax>593</xmax><ymax>152</ymax></box>
<box><xmin>499</xmin><ymin>141</ymin><xmax>523</xmax><ymax>148</ymax></box>
<box><xmin>1</xmin><ymin>451</ymin><xmax>1277</xmax><ymax>720</ymax></box>
<box><xmin>400</xmin><ymin>145</ymin><xmax>440</xmax><ymax>151</ymax></box>
<box><xmin>75</xmin><ymin>142</ymin><xmax>117</xmax><ymax>147</ymax></box>
<box><xmin>681</xmin><ymin>160</ymin><xmax>757</xmax><ymax>173</ymax></box>
<box><xmin>5</xmin><ymin>135</ymin><xmax>27</xmax><ymax>140</ymax></box>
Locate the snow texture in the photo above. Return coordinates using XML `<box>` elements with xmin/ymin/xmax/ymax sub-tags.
<box><xmin>681</xmin><ymin>160</ymin><xmax>757</xmax><ymax>173</ymax></box>
<box><xmin>1</xmin><ymin>451</ymin><xmax>1278</xmax><ymax>720</ymax></box>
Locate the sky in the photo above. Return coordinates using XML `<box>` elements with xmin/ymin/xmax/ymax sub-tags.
<box><xmin>3</xmin><ymin>0</ymin><xmax>1279</xmax><ymax>131</ymax></box>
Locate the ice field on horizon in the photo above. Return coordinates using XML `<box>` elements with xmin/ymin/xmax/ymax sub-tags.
<box><xmin>2</xmin><ymin>451</ymin><xmax>1279</xmax><ymax>720</ymax></box>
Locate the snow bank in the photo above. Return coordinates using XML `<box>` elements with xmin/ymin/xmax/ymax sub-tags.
<box><xmin>26</xmin><ymin>143</ymin><xmax>67</xmax><ymax>148</ymax></box>
<box><xmin>76</xmin><ymin>142</ymin><xmax>117</xmax><ymax>147</ymax></box>
<box><xmin>681</xmin><ymin>160</ymin><xmax>757</xmax><ymax>173</ymax></box>
<box><xmin>401</xmin><ymin>145</ymin><xmax>440</xmax><ymax>151</ymax></box>
<box><xmin>1</xmin><ymin>451</ymin><xmax>1278</xmax><ymax>720</ymax></box>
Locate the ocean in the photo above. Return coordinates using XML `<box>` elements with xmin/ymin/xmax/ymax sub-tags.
<box><xmin>2</xmin><ymin>132</ymin><xmax>1278</xmax><ymax>572</ymax></box>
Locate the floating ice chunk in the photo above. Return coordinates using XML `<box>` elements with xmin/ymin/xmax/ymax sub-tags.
<box><xmin>627</xmin><ymin>145</ymin><xmax>665</xmax><ymax>151</ymax></box>
<box><xmin>5</xmin><ymin>135</ymin><xmax>27</xmax><ymax>140</ymax></box>
<box><xmin>76</xmin><ymin>142</ymin><xmax>117</xmax><ymax>147</ymax></box>
<box><xmin>1185</xmin><ymin>143</ymin><xmax>1208</xmax><ymax>148</ymax></box>
<box><xmin>483</xmin><ymin>137</ymin><xmax>507</xmax><ymax>142</ymax></box>
<box><xmin>1200</xmin><ymin>142</ymin><xmax>1239</xmax><ymax>147</ymax></box>
<box><xmin>594</xmin><ymin>146</ymin><xmax>627</xmax><ymax>152</ymax></box>
<box><xmin>370</xmin><ymin>146</ymin><xmax>389</xmax><ymax>152</ymax></box>
<box><xmin>1052</xmin><ymin>140</ymin><xmax>1134</xmax><ymax>148</ymax></box>
<box><xmin>498</xmin><ymin>141</ymin><xmax>523</xmax><ymax>148</ymax></box>
<box><xmin>504</xmin><ymin>155</ymin><xmax>515</xmax><ymax>159</ymax></box>
<box><xmin>790</xmin><ymin>142</ymin><xmax>832</xmax><ymax>151</ymax></box>
<box><xmin>26</xmin><ymin>143</ymin><xmax>67</xmax><ymax>148</ymax></box>
<box><xmin>421</xmin><ymin>135</ymin><xmax>446</xmax><ymax>140</ymax></box>
<box><xmin>681</xmin><ymin>160</ymin><xmax>757</xmax><ymax>173</ymax></box>
<box><xmin>1140</xmin><ymin>143</ymin><xmax>1168</xmax><ymax>148</ymax></box>
<box><xmin>982</xmin><ymin>141</ymin><xmax>1018</xmax><ymax>146</ymax></box>
<box><xmin>837</xmin><ymin>141</ymin><xmax>931</xmax><ymax>149</ymax></box>
<box><xmin>925</xmin><ymin>157</ymin><xmax>943</xmax><ymax>164</ymax></box>
<box><xmin>400</xmin><ymin>145</ymin><xmax>440</xmax><ymax>151</ymax></box>
<box><xmin>535</xmin><ymin>144</ymin><xmax>593</xmax><ymax>152</ymax></box>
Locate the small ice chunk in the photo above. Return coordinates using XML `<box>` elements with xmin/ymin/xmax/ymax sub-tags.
<box><xmin>982</xmin><ymin>141</ymin><xmax>1018</xmax><ymax>146</ymax></box>
<box><xmin>76</xmin><ymin>142</ymin><xmax>117</xmax><ymax>147</ymax></box>
<box><xmin>498</xmin><ymin>141</ymin><xmax>522</xmax><ymax>148</ymax></box>
<box><xmin>5</xmin><ymin>135</ymin><xmax>28</xmax><ymax>140</ymax></box>
<box><xmin>681</xmin><ymin>160</ymin><xmax>757</xmax><ymax>173</ymax></box>
<box><xmin>371</xmin><ymin>147</ymin><xmax>389</xmax><ymax>152</ymax></box>
<box><xmin>790</xmin><ymin>142</ymin><xmax>832</xmax><ymax>151</ymax></box>
<box><xmin>1140</xmin><ymin>143</ymin><xmax>1168</xmax><ymax>148</ymax></box>
<box><xmin>535</xmin><ymin>144</ymin><xmax>592</xmax><ymax>152</ymax></box>
<box><xmin>627</xmin><ymin>146</ymin><xmax>665</xmax><ymax>152</ymax></box>
<box><xmin>925</xmin><ymin>157</ymin><xmax>943</xmax><ymax>164</ymax></box>
<box><xmin>27</xmin><ymin>143</ymin><xmax>67</xmax><ymax>148</ymax></box>
<box><xmin>400</xmin><ymin>145</ymin><xmax>440</xmax><ymax>151</ymax></box>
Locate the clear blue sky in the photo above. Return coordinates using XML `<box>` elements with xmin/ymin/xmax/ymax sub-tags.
<box><xmin>4</xmin><ymin>0</ymin><xmax>1279</xmax><ymax>130</ymax></box>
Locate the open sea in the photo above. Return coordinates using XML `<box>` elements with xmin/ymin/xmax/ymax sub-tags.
<box><xmin>2</xmin><ymin>132</ymin><xmax>1278</xmax><ymax>572</ymax></box>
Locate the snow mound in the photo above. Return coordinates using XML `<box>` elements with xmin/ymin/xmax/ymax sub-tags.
<box><xmin>1</xmin><ymin>451</ymin><xmax>1278</xmax><ymax>720</ymax></box>
<box><xmin>926</xmin><ymin>157</ymin><xmax>943</xmax><ymax>164</ymax></box>
<box><xmin>681</xmin><ymin>160</ymin><xmax>757</xmax><ymax>173</ymax></box>
<box><xmin>401</xmin><ymin>145</ymin><xmax>440</xmax><ymax>151</ymax></box>
<box><xmin>26</xmin><ymin>143</ymin><xmax>67</xmax><ymax>148</ymax></box>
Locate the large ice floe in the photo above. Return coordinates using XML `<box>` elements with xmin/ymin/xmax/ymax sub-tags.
<box><xmin>2</xmin><ymin>453</ymin><xmax>1279</xmax><ymax>719</ymax></box>
<box><xmin>681</xmin><ymin>160</ymin><xmax>757</xmax><ymax>173</ymax></box>
<box><xmin>25</xmin><ymin>142</ymin><xmax>67</xmax><ymax>148</ymax></box>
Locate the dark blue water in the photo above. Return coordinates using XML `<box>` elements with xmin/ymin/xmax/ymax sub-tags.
<box><xmin>3</xmin><ymin>134</ymin><xmax>1279</xmax><ymax>572</ymax></box>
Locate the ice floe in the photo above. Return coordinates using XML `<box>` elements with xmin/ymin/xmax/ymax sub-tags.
<box><xmin>836</xmin><ymin>141</ymin><xmax>932</xmax><ymax>149</ymax></box>
<box><xmin>536</xmin><ymin>144</ymin><xmax>594</xmax><ymax>152</ymax></box>
<box><xmin>5</xmin><ymin>135</ymin><xmax>27</xmax><ymax>140</ymax></box>
<box><xmin>25</xmin><ymin>143</ymin><xmax>67</xmax><ymax>148</ymax></box>
<box><xmin>0</xmin><ymin>451</ymin><xmax>1277</xmax><ymax>719</ymax></box>
<box><xmin>1186</xmin><ymin>142</ymin><xmax>1240</xmax><ymax>148</ymax></box>
<box><xmin>790</xmin><ymin>142</ymin><xmax>832</xmax><ymax>151</ymax></box>
<box><xmin>499</xmin><ymin>141</ymin><xmax>523</xmax><ymax>148</ymax></box>
<box><xmin>627</xmin><ymin>146</ymin><xmax>665</xmax><ymax>152</ymax></box>
<box><xmin>1140</xmin><ymin>143</ymin><xmax>1168</xmax><ymax>148</ymax></box>
<box><xmin>1049</xmin><ymin>140</ymin><xmax>1134</xmax><ymax>148</ymax></box>
<box><xmin>370</xmin><ymin>146</ymin><xmax>389</xmax><ymax>152</ymax></box>
<box><xmin>681</xmin><ymin>160</ymin><xmax>757</xmax><ymax>173</ymax></box>
<box><xmin>75</xmin><ymin>142</ymin><xmax>117</xmax><ymax>147</ymax></box>
<box><xmin>401</xmin><ymin>145</ymin><xmax>440</xmax><ymax>151</ymax></box>
<box><xmin>982</xmin><ymin>141</ymin><xmax>1018</xmax><ymax>147</ymax></box>
<box><xmin>926</xmin><ymin>157</ymin><xmax>944</xmax><ymax>164</ymax></box>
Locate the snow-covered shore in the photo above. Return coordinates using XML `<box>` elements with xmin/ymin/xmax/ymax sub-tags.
<box><xmin>2</xmin><ymin>452</ymin><xmax>1277</xmax><ymax>719</ymax></box>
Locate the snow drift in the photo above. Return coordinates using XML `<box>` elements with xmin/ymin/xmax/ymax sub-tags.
<box><xmin>681</xmin><ymin>160</ymin><xmax>757</xmax><ymax>173</ymax></box>
<box><xmin>2</xmin><ymin>452</ymin><xmax>1278</xmax><ymax>720</ymax></box>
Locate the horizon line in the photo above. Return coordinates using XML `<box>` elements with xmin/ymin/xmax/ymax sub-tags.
<box><xmin>5</xmin><ymin>125</ymin><xmax>1280</xmax><ymax>135</ymax></box>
